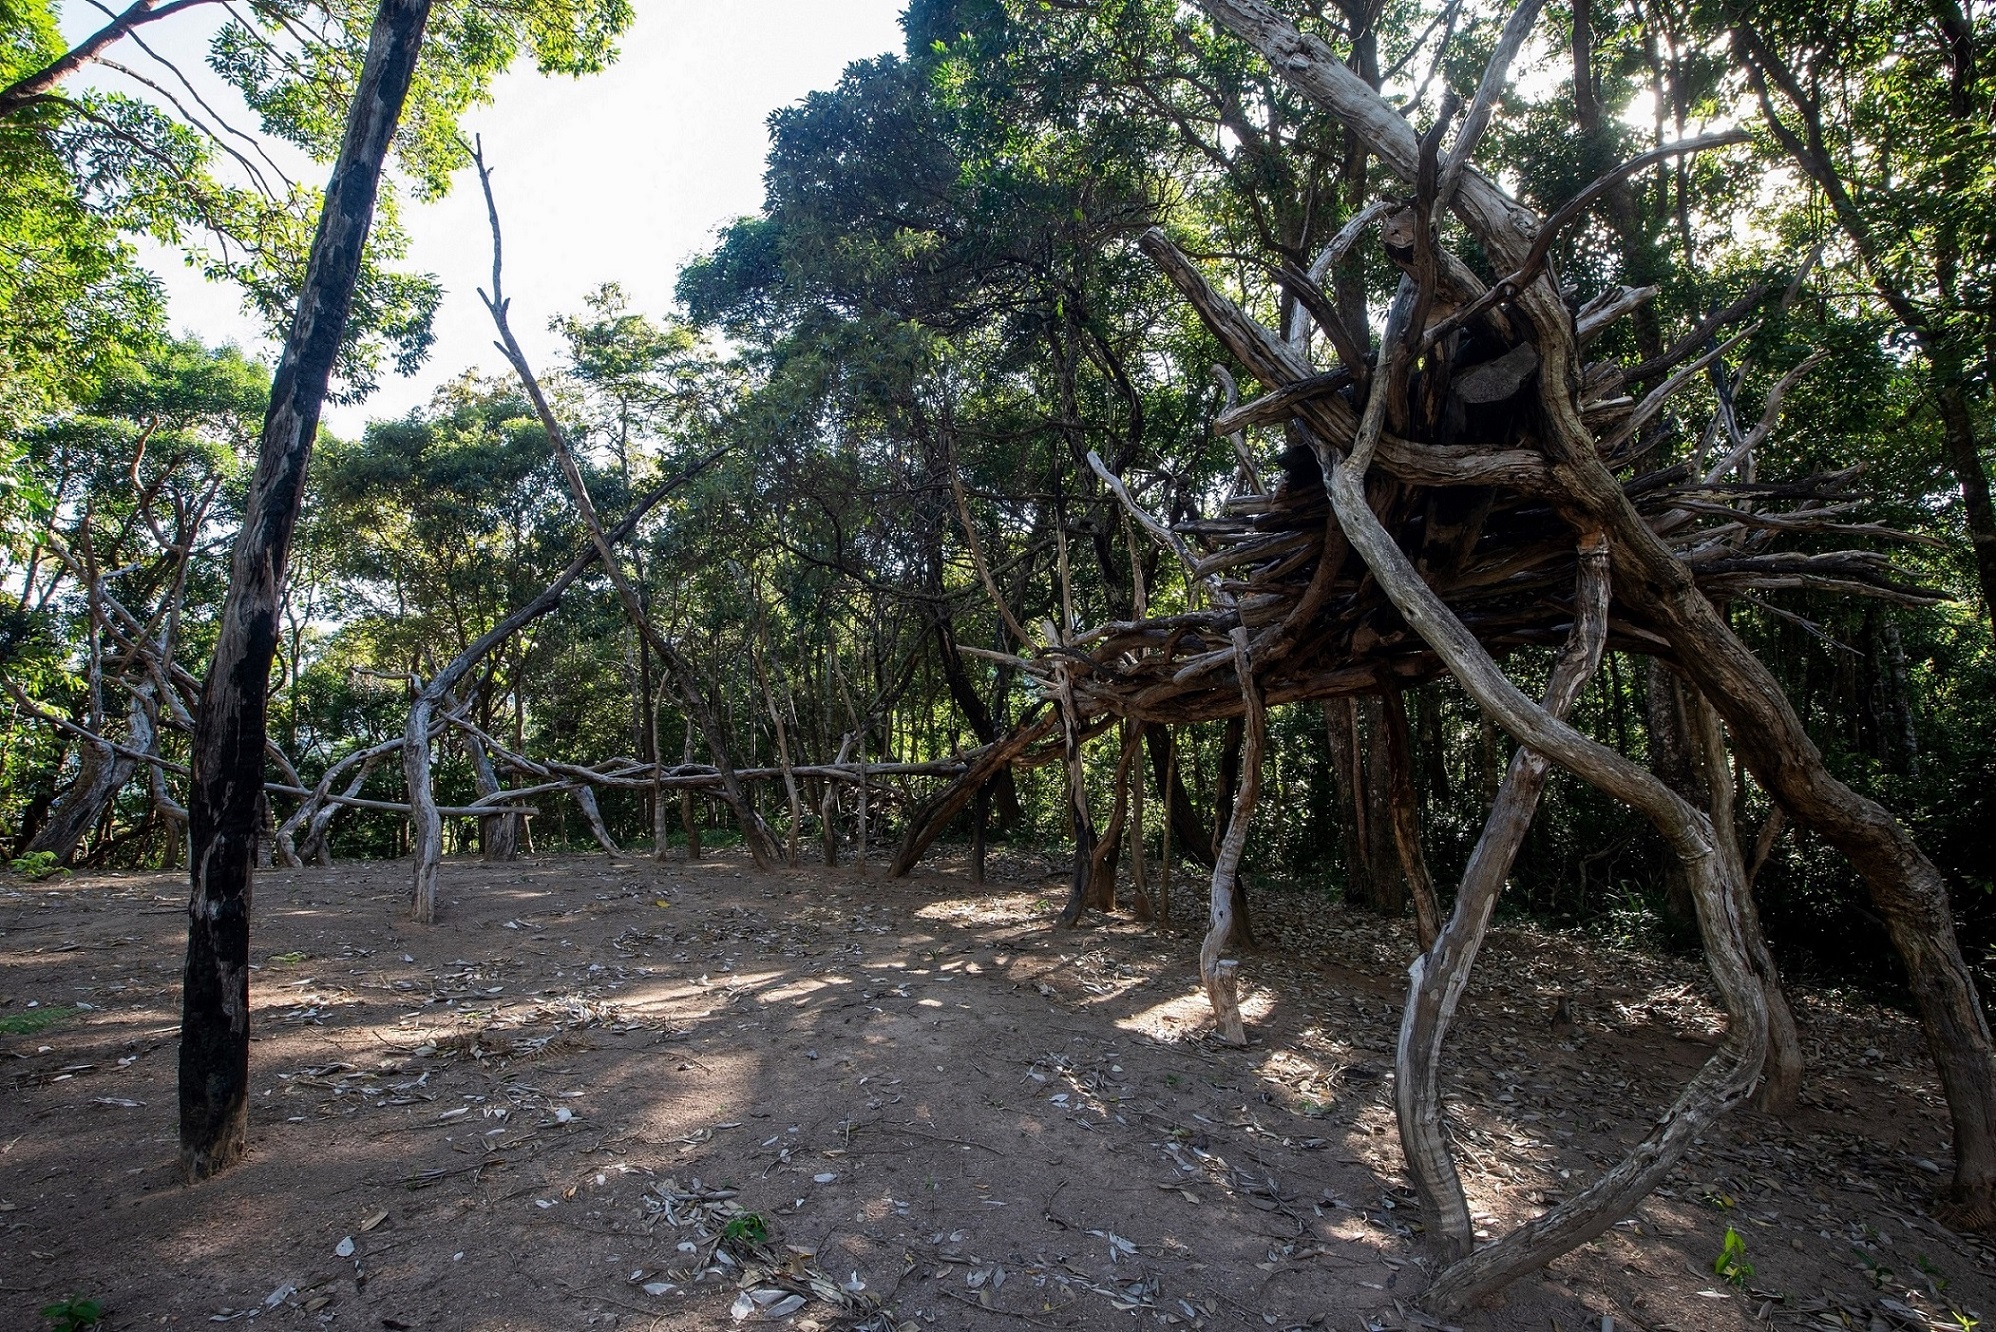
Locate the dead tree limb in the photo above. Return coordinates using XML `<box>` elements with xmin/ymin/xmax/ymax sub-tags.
<box><xmin>1395</xmin><ymin>532</ymin><xmax>1609</xmax><ymax>1262</ymax></box>
<box><xmin>472</xmin><ymin>142</ymin><xmax>780</xmax><ymax>871</ymax></box>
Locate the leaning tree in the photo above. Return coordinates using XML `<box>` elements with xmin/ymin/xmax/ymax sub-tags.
<box><xmin>179</xmin><ymin>0</ymin><xmax>434</xmax><ymax>1182</ymax></box>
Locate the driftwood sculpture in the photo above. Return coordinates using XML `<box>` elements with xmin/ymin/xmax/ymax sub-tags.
<box><xmin>896</xmin><ymin>0</ymin><xmax>1990</xmax><ymax>1310</ymax></box>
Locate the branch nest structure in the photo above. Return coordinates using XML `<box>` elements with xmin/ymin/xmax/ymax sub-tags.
<box><xmin>1006</xmin><ymin>294</ymin><xmax>1939</xmax><ymax>725</ymax></box>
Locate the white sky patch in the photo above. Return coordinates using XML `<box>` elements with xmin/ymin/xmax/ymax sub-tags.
<box><xmin>62</xmin><ymin>1</ymin><xmax>907</xmax><ymax>437</ymax></box>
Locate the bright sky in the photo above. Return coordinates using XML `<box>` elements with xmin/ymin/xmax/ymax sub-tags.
<box><xmin>91</xmin><ymin>2</ymin><xmax>911</xmax><ymax>437</ymax></box>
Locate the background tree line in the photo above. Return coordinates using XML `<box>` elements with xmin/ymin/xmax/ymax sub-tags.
<box><xmin>2</xmin><ymin>0</ymin><xmax>1991</xmax><ymax>1005</ymax></box>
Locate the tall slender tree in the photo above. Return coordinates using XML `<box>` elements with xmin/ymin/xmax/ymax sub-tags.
<box><xmin>178</xmin><ymin>0</ymin><xmax>432</xmax><ymax>1181</ymax></box>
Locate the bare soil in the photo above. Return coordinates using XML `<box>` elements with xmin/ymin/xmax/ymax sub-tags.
<box><xmin>2</xmin><ymin>850</ymin><xmax>1990</xmax><ymax>1331</ymax></box>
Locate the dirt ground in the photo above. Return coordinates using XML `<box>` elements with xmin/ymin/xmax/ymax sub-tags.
<box><xmin>2</xmin><ymin>849</ymin><xmax>1991</xmax><ymax>1332</ymax></box>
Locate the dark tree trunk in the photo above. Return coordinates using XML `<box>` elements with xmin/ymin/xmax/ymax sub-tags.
<box><xmin>969</xmin><ymin>783</ymin><xmax>989</xmax><ymax>883</ymax></box>
<box><xmin>1380</xmin><ymin>686</ymin><xmax>1441</xmax><ymax>948</ymax></box>
<box><xmin>1142</xmin><ymin>723</ymin><xmax>1216</xmax><ymax>871</ymax></box>
<box><xmin>1645</xmin><ymin>658</ymin><xmax>1703</xmax><ymax>943</ymax></box>
<box><xmin>1325</xmin><ymin>696</ymin><xmax>1403</xmax><ymax>915</ymax></box>
<box><xmin>13</xmin><ymin>786</ymin><xmax>54</xmax><ymax>858</ymax></box>
<box><xmin>930</xmin><ymin>596</ymin><xmax>1024</xmax><ymax>830</ymax></box>
<box><xmin>1937</xmin><ymin>376</ymin><xmax>1996</xmax><ymax>620</ymax></box>
<box><xmin>179</xmin><ymin>0</ymin><xmax>431</xmax><ymax>1182</ymax></box>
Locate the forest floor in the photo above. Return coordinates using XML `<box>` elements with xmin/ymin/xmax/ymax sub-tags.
<box><xmin>2</xmin><ymin>850</ymin><xmax>1991</xmax><ymax>1332</ymax></box>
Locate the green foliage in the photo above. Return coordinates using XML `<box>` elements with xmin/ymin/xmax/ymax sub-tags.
<box><xmin>37</xmin><ymin>1296</ymin><xmax>101</xmax><ymax>1331</ymax></box>
<box><xmin>720</xmin><ymin>1212</ymin><xmax>769</xmax><ymax>1246</ymax></box>
<box><xmin>7</xmin><ymin>849</ymin><xmax>62</xmax><ymax>879</ymax></box>
<box><xmin>2</xmin><ymin>0</ymin><xmax>1994</xmax><ymax>1021</ymax></box>
<box><xmin>1</xmin><ymin>1004</ymin><xmax>75</xmax><ymax>1035</ymax></box>
<box><xmin>1712</xmin><ymin>1227</ymin><xmax>1754</xmax><ymax>1287</ymax></box>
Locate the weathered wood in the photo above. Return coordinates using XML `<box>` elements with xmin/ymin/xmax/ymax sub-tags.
<box><xmin>888</xmin><ymin>710</ymin><xmax>1055</xmax><ymax>877</ymax></box>
<box><xmin>1688</xmin><ymin>687</ymin><xmax>1805</xmax><ymax>1113</ymax></box>
<box><xmin>27</xmin><ymin>723</ymin><xmax>138</xmax><ymax>864</ymax></box>
<box><xmin>1158</xmin><ymin>5</ymin><xmax>1996</xmax><ymax>1215</ymax></box>
<box><xmin>1395</xmin><ymin>532</ymin><xmax>1608</xmax><ymax>1263</ymax></box>
<box><xmin>1323</xmin><ymin>397</ymin><xmax>1766</xmax><ymax>1314</ymax></box>
<box><xmin>404</xmin><ymin>459</ymin><xmax>705</xmax><ymax>921</ymax></box>
<box><xmin>1379</xmin><ymin>685</ymin><xmax>1440</xmax><ymax>949</ymax></box>
<box><xmin>1200</xmin><ymin>626</ymin><xmax>1262</xmax><ymax>1046</ymax></box>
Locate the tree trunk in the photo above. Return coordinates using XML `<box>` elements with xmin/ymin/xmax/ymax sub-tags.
<box><xmin>1646</xmin><ymin>658</ymin><xmax>1703</xmax><ymax>942</ymax></box>
<box><xmin>1182</xmin><ymin>1</ymin><xmax>1996</xmax><ymax>1230</ymax></box>
<box><xmin>1398</xmin><ymin>533</ymin><xmax>1609</xmax><ymax>1264</ymax></box>
<box><xmin>682</xmin><ymin>719</ymin><xmax>702</xmax><ymax>861</ymax></box>
<box><xmin>1202</xmin><ymin>629</ymin><xmax>1264</xmax><ymax>1046</ymax></box>
<box><xmin>1085</xmin><ymin>722</ymin><xmax>1143</xmax><ymax>912</ymax></box>
<box><xmin>28</xmin><ymin>734</ymin><xmax>137</xmax><ymax>864</ymax></box>
<box><xmin>1137</xmin><ymin>212</ymin><xmax>1768</xmax><ymax>1311</ymax></box>
<box><xmin>465</xmin><ymin>731</ymin><xmax>516</xmax><ymax>862</ymax></box>
<box><xmin>1127</xmin><ymin>717</ymin><xmax>1152</xmax><ymax>921</ymax></box>
<box><xmin>969</xmin><ymin>782</ymin><xmax>989</xmax><ymax>883</ymax></box>
<box><xmin>1210</xmin><ymin>715</ymin><xmax>1256</xmax><ymax>948</ymax></box>
<box><xmin>888</xmin><ymin>711</ymin><xmax>1054</xmax><ymax>877</ymax></box>
<box><xmin>1324</xmin><ymin>696</ymin><xmax>1403</xmax><ymax>916</ymax></box>
<box><xmin>575</xmin><ymin>785</ymin><xmax>619</xmax><ymax>856</ymax></box>
<box><xmin>180</xmin><ymin>0</ymin><xmax>432</xmax><ymax>1182</ymax></box>
<box><xmin>1685</xmin><ymin>686</ymin><xmax>1804</xmax><ymax>1114</ymax></box>
<box><xmin>1381</xmin><ymin>685</ymin><xmax>1441</xmax><ymax>949</ymax></box>
<box><xmin>1056</xmin><ymin>666</ymin><xmax>1099</xmax><ymax>926</ymax></box>
<box><xmin>1143</xmin><ymin>722</ymin><xmax>1216</xmax><ymax>871</ymax></box>
<box><xmin>1936</xmin><ymin>376</ymin><xmax>1996</xmax><ymax>620</ymax></box>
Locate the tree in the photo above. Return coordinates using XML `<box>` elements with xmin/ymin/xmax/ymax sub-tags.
<box><xmin>1712</xmin><ymin>0</ymin><xmax>1996</xmax><ymax>620</ymax></box>
<box><xmin>179</xmin><ymin>0</ymin><xmax>432</xmax><ymax>1182</ymax></box>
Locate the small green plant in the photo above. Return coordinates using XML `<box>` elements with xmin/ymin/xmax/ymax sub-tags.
<box><xmin>1713</xmin><ymin>1227</ymin><xmax>1755</xmax><ymax>1287</ymax></box>
<box><xmin>0</xmin><ymin>1005</ymin><xmax>76</xmax><ymax>1036</ymax></box>
<box><xmin>266</xmin><ymin>951</ymin><xmax>308</xmax><ymax>966</ymax></box>
<box><xmin>40</xmin><ymin>1295</ymin><xmax>103</xmax><ymax>1330</ymax></box>
<box><xmin>1852</xmin><ymin>1243</ymin><xmax>1894</xmax><ymax>1289</ymax></box>
<box><xmin>1918</xmin><ymin>1252</ymin><xmax>1951</xmax><ymax>1292</ymax></box>
<box><xmin>8</xmin><ymin>851</ymin><xmax>65</xmax><ymax>881</ymax></box>
<box><xmin>721</xmin><ymin>1212</ymin><xmax>768</xmax><ymax>1246</ymax></box>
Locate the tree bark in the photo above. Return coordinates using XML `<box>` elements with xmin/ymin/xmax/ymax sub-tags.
<box><xmin>1381</xmin><ymin>684</ymin><xmax>1441</xmax><ymax>949</ymax></box>
<box><xmin>466</xmin><ymin>731</ymin><xmax>517</xmax><ymax>862</ymax></box>
<box><xmin>1937</xmin><ymin>377</ymin><xmax>1996</xmax><ymax>619</ymax></box>
<box><xmin>1645</xmin><ymin>658</ymin><xmax>1702</xmax><ymax>940</ymax></box>
<box><xmin>1055</xmin><ymin>664</ymin><xmax>1099</xmax><ymax>926</ymax></box>
<box><xmin>1143</xmin><ymin>722</ymin><xmax>1216</xmax><ymax>871</ymax></box>
<box><xmin>1686</xmin><ymin>687</ymin><xmax>1804</xmax><ymax>1114</ymax></box>
<box><xmin>179</xmin><ymin>0</ymin><xmax>431</xmax><ymax>1182</ymax></box>
<box><xmin>1201</xmin><ymin>627</ymin><xmax>1263</xmax><ymax>1046</ymax></box>
<box><xmin>1137</xmin><ymin>214</ymin><xmax>1767</xmax><ymax>1311</ymax></box>
<box><xmin>889</xmin><ymin>710</ymin><xmax>1055</xmax><ymax>877</ymax></box>
<box><xmin>1397</xmin><ymin>532</ymin><xmax>1609</xmax><ymax>1263</ymax></box>
<box><xmin>28</xmin><ymin>731</ymin><xmax>138</xmax><ymax>864</ymax></box>
<box><xmin>1210</xmin><ymin>715</ymin><xmax>1256</xmax><ymax>948</ymax></box>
